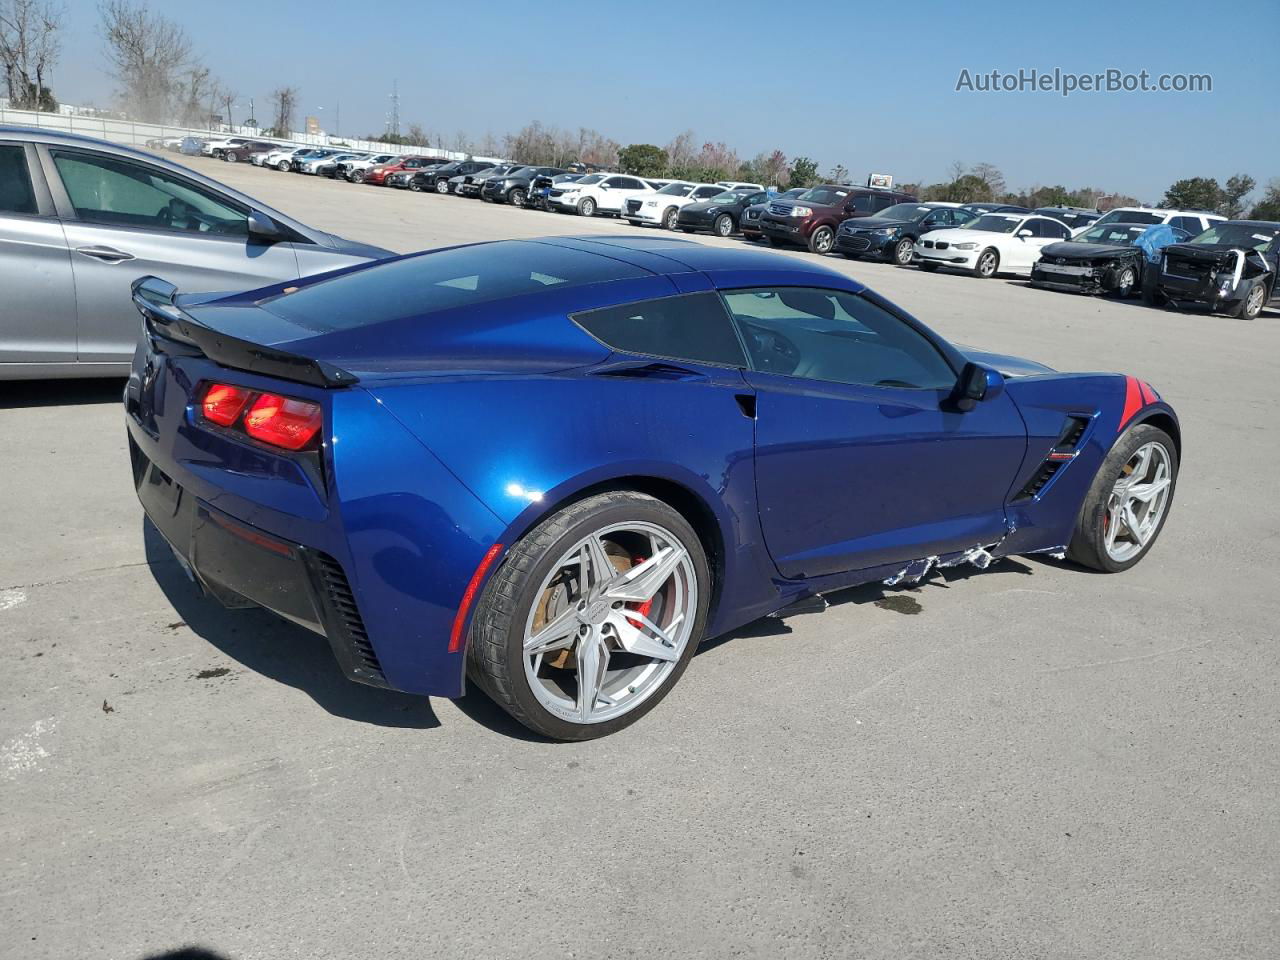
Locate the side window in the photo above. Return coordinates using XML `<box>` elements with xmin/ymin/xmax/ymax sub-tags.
<box><xmin>572</xmin><ymin>292</ymin><xmax>747</xmax><ymax>367</ymax></box>
<box><xmin>693</xmin><ymin>186</ymin><xmax>721</xmax><ymax>198</ymax></box>
<box><xmin>722</xmin><ymin>287</ymin><xmax>956</xmax><ymax>390</ymax></box>
<box><xmin>0</xmin><ymin>145</ymin><xmax>38</xmax><ymax>215</ymax></box>
<box><xmin>1041</xmin><ymin>219</ymin><xmax>1070</xmax><ymax>239</ymax></box>
<box><xmin>850</xmin><ymin>194</ymin><xmax>878</xmax><ymax>213</ymax></box>
<box><xmin>1021</xmin><ymin>219</ymin><xmax>1044</xmax><ymax>237</ymax></box>
<box><xmin>1170</xmin><ymin>215</ymin><xmax>1200</xmax><ymax>234</ymax></box>
<box><xmin>923</xmin><ymin>209</ymin><xmax>949</xmax><ymax>226</ymax></box>
<box><xmin>51</xmin><ymin>150</ymin><xmax>248</xmax><ymax>236</ymax></box>
<box><xmin>871</xmin><ymin>195</ymin><xmax>895</xmax><ymax>212</ymax></box>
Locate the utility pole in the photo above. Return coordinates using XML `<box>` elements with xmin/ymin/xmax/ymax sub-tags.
<box><xmin>387</xmin><ymin>79</ymin><xmax>400</xmax><ymax>139</ymax></box>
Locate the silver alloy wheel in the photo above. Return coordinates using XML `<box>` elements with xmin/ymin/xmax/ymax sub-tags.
<box><xmin>716</xmin><ymin>214</ymin><xmax>732</xmax><ymax>236</ymax></box>
<box><xmin>894</xmin><ymin>238</ymin><xmax>913</xmax><ymax>264</ymax></box>
<box><xmin>977</xmin><ymin>250</ymin><xmax>998</xmax><ymax>277</ymax></box>
<box><xmin>813</xmin><ymin>227</ymin><xmax>833</xmax><ymax>253</ymax></box>
<box><xmin>664</xmin><ymin>207</ymin><xmax>678</xmax><ymax>230</ymax></box>
<box><xmin>226</xmin><ymin>152</ymin><xmax>238</xmax><ymax>163</ymax></box>
<box><xmin>1242</xmin><ymin>283</ymin><xmax>1265</xmax><ymax>319</ymax></box>
<box><xmin>580</xmin><ymin>198</ymin><xmax>596</xmax><ymax>217</ymax></box>
<box><xmin>436</xmin><ymin>179</ymin><xmax>448</xmax><ymax>193</ymax></box>
<box><xmin>1116</xmin><ymin>266</ymin><xmax>1135</xmax><ymax>295</ymax></box>
<box><xmin>522</xmin><ymin>521</ymin><xmax>698</xmax><ymax>725</ymax></box>
<box><xmin>1103</xmin><ymin>441</ymin><xmax>1173</xmax><ymax>563</ymax></box>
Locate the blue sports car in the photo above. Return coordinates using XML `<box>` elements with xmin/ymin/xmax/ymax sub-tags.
<box><xmin>124</xmin><ymin>236</ymin><xmax>1180</xmax><ymax>740</ymax></box>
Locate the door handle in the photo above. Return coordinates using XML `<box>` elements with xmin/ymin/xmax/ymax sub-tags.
<box><xmin>76</xmin><ymin>245</ymin><xmax>136</xmax><ymax>263</ymax></box>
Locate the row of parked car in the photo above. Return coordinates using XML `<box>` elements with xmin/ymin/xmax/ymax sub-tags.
<box><xmin>186</xmin><ymin>136</ymin><xmax>1280</xmax><ymax>323</ymax></box>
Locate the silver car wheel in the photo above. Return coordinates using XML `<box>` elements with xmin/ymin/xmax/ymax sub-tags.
<box><xmin>1103</xmin><ymin>441</ymin><xmax>1173</xmax><ymax>563</ymax></box>
<box><xmin>522</xmin><ymin>521</ymin><xmax>698</xmax><ymax>725</ymax></box>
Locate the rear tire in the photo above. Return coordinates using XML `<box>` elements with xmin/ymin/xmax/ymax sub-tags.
<box><xmin>467</xmin><ymin>491</ymin><xmax>710</xmax><ymax>741</ymax></box>
<box><xmin>1067</xmin><ymin>423</ymin><xmax>1177</xmax><ymax>573</ymax></box>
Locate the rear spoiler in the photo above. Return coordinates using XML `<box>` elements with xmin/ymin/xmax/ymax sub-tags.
<box><xmin>131</xmin><ymin>276</ymin><xmax>359</xmax><ymax>388</ymax></box>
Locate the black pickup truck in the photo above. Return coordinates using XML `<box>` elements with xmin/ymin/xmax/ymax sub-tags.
<box><xmin>1151</xmin><ymin>220</ymin><xmax>1280</xmax><ymax>320</ymax></box>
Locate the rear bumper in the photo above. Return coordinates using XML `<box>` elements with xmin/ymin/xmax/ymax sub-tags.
<box><xmin>129</xmin><ymin>432</ymin><xmax>390</xmax><ymax>688</ymax></box>
<box><xmin>124</xmin><ymin>357</ymin><xmax>508</xmax><ymax>699</ymax></box>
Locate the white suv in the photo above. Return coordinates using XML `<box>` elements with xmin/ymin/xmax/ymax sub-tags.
<box><xmin>1081</xmin><ymin>206</ymin><xmax>1224</xmax><ymax>237</ymax></box>
<box><xmin>550</xmin><ymin>173</ymin><xmax>665</xmax><ymax>217</ymax></box>
<box><xmin>202</xmin><ymin>136</ymin><xmax>253</xmax><ymax>159</ymax></box>
<box><xmin>626</xmin><ymin>182</ymin><xmax>729</xmax><ymax>230</ymax></box>
<box><xmin>343</xmin><ymin>154</ymin><xmax>398</xmax><ymax>182</ymax></box>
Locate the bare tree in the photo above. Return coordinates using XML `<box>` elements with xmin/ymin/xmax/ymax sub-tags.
<box><xmin>0</xmin><ymin>0</ymin><xmax>63</xmax><ymax>110</ymax></box>
<box><xmin>664</xmin><ymin>129</ymin><xmax>696</xmax><ymax>170</ymax></box>
<box><xmin>218</xmin><ymin>87</ymin><xmax>235</xmax><ymax>129</ymax></box>
<box><xmin>269</xmin><ymin>86</ymin><xmax>298</xmax><ymax>137</ymax></box>
<box><xmin>970</xmin><ymin>161</ymin><xmax>1006</xmax><ymax>197</ymax></box>
<box><xmin>99</xmin><ymin>0</ymin><xmax>192</xmax><ymax>122</ymax></box>
<box><xmin>172</xmin><ymin>63</ymin><xmax>210</xmax><ymax>126</ymax></box>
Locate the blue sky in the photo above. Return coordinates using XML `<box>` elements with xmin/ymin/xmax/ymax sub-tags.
<box><xmin>57</xmin><ymin>0</ymin><xmax>1278</xmax><ymax>202</ymax></box>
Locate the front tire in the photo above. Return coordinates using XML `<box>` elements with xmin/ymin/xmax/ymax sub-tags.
<box><xmin>276</xmin><ymin>160</ymin><xmax>290</xmax><ymax>171</ymax></box>
<box><xmin>808</xmin><ymin>225</ymin><xmax>835</xmax><ymax>255</ymax></box>
<box><xmin>1067</xmin><ymin>423</ymin><xmax>1177</xmax><ymax>572</ymax></box>
<box><xmin>892</xmin><ymin>237</ymin><xmax>914</xmax><ymax>266</ymax></box>
<box><xmin>662</xmin><ymin>206</ymin><xmax>678</xmax><ymax>230</ymax></box>
<box><xmin>578</xmin><ymin>197</ymin><xmax>597</xmax><ymax>217</ymax></box>
<box><xmin>1111</xmin><ymin>264</ymin><xmax>1137</xmax><ymax>298</ymax></box>
<box><xmin>1229</xmin><ymin>281</ymin><xmax>1268</xmax><ymax>320</ymax></box>
<box><xmin>467</xmin><ymin>492</ymin><xmax>710</xmax><ymax>741</ymax></box>
<box><xmin>225</xmin><ymin>151</ymin><xmax>239</xmax><ymax>163</ymax></box>
<box><xmin>714</xmin><ymin>213</ymin><xmax>734</xmax><ymax>237</ymax></box>
<box><xmin>974</xmin><ymin>248</ymin><xmax>999</xmax><ymax>278</ymax></box>
<box><xmin>509</xmin><ymin>187</ymin><xmax>527</xmax><ymax>206</ymax></box>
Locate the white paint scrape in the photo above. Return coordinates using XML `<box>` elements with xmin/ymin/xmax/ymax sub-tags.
<box><xmin>0</xmin><ymin>589</ymin><xmax>26</xmax><ymax>611</ymax></box>
<box><xmin>2</xmin><ymin>718</ymin><xmax>56</xmax><ymax>780</ymax></box>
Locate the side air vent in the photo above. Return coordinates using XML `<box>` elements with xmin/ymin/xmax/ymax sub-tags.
<box><xmin>1014</xmin><ymin>415</ymin><xmax>1092</xmax><ymax>501</ymax></box>
<box><xmin>313</xmin><ymin>553</ymin><xmax>386</xmax><ymax>683</ymax></box>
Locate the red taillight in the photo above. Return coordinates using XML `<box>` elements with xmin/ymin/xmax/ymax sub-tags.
<box><xmin>242</xmin><ymin>393</ymin><xmax>324</xmax><ymax>451</ymax></box>
<box><xmin>201</xmin><ymin>383</ymin><xmax>251</xmax><ymax>426</ymax></box>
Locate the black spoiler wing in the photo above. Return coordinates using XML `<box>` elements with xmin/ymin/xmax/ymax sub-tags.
<box><xmin>131</xmin><ymin>275</ymin><xmax>359</xmax><ymax>388</ymax></box>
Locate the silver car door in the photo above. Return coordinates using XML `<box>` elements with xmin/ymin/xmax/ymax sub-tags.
<box><xmin>0</xmin><ymin>140</ymin><xmax>79</xmax><ymax>365</ymax></box>
<box><xmin>41</xmin><ymin>146</ymin><xmax>302</xmax><ymax>364</ymax></box>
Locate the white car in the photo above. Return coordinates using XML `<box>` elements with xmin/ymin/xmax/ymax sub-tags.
<box><xmin>715</xmin><ymin>180</ymin><xmax>764</xmax><ymax>192</ymax></box>
<box><xmin>549</xmin><ymin>173</ymin><xmax>665</xmax><ymax>217</ymax></box>
<box><xmin>1081</xmin><ymin>206</ymin><xmax>1224</xmax><ymax>237</ymax></box>
<box><xmin>259</xmin><ymin>146</ymin><xmax>310</xmax><ymax>170</ymax></box>
<box><xmin>914</xmin><ymin>212</ymin><xmax>1075</xmax><ymax>278</ymax></box>
<box><xmin>343</xmin><ymin>153</ymin><xmax>398</xmax><ymax>182</ymax></box>
<box><xmin>202</xmin><ymin>136</ymin><xmax>253</xmax><ymax>159</ymax></box>
<box><xmin>299</xmin><ymin>152</ymin><xmax>364</xmax><ymax>175</ymax></box>
<box><xmin>625</xmin><ymin>182</ymin><xmax>728</xmax><ymax>229</ymax></box>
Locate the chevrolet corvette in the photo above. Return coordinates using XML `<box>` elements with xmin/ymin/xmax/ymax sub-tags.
<box><xmin>124</xmin><ymin>236</ymin><xmax>1180</xmax><ymax>739</ymax></box>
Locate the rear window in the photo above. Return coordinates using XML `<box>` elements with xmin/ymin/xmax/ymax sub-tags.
<box><xmin>0</xmin><ymin>145</ymin><xmax>37</xmax><ymax>214</ymax></box>
<box><xmin>573</xmin><ymin>292</ymin><xmax>747</xmax><ymax>367</ymax></box>
<box><xmin>262</xmin><ymin>241</ymin><xmax>648</xmax><ymax>332</ymax></box>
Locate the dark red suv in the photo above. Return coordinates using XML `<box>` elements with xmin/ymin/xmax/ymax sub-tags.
<box><xmin>758</xmin><ymin>184</ymin><xmax>917</xmax><ymax>254</ymax></box>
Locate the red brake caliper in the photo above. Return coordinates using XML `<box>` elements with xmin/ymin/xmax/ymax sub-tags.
<box><xmin>626</xmin><ymin>554</ymin><xmax>654</xmax><ymax>629</ymax></box>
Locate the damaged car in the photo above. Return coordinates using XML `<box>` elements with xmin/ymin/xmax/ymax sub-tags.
<box><xmin>1149</xmin><ymin>220</ymin><xmax>1280</xmax><ymax>320</ymax></box>
<box><xmin>1030</xmin><ymin>222</ymin><xmax>1191</xmax><ymax>298</ymax></box>
<box><xmin>125</xmin><ymin>237</ymin><xmax>1180</xmax><ymax>740</ymax></box>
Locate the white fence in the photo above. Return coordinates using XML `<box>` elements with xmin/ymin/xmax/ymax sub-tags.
<box><xmin>0</xmin><ymin>105</ymin><xmax>478</xmax><ymax>160</ymax></box>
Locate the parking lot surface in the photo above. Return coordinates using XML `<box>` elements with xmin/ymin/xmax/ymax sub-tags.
<box><xmin>2</xmin><ymin>156</ymin><xmax>1277</xmax><ymax>960</ymax></box>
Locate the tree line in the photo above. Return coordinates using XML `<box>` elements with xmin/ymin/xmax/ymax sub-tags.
<box><xmin>5</xmin><ymin>0</ymin><xmax>1278</xmax><ymax>222</ymax></box>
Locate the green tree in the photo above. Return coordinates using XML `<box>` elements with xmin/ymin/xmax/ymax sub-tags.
<box><xmin>1220</xmin><ymin>174</ymin><xmax>1256</xmax><ymax>218</ymax></box>
<box><xmin>1162</xmin><ymin>176</ymin><xmax>1221</xmax><ymax>211</ymax></box>
<box><xmin>617</xmin><ymin>143</ymin><xmax>668</xmax><ymax>177</ymax></box>
<box><xmin>1250</xmin><ymin>179</ymin><xmax>1280</xmax><ymax>220</ymax></box>
<box><xmin>788</xmin><ymin>156</ymin><xmax>819</xmax><ymax>188</ymax></box>
<box><xmin>944</xmin><ymin>173</ymin><xmax>992</xmax><ymax>203</ymax></box>
<box><xmin>1026</xmin><ymin>185</ymin><xmax>1073</xmax><ymax>208</ymax></box>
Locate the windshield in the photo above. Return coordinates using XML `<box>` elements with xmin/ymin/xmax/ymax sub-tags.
<box><xmin>796</xmin><ymin>186</ymin><xmax>849</xmax><ymax>206</ymax></box>
<box><xmin>1078</xmin><ymin>224</ymin><xmax>1146</xmax><ymax>245</ymax></box>
<box><xmin>1190</xmin><ymin>223</ymin><xmax>1279</xmax><ymax>251</ymax></box>
<box><xmin>574</xmin><ymin>174</ymin><xmax>604</xmax><ymax>186</ymax></box>
<box><xmin>968</xmin><ymin>214</ymin><xmax>1023</xmax><ymax>233</ymax></box>
<box><xmin>1095</xmin><ymin>209</ymin><xmax>1162</xmax><ymax>226</ymax></box>
<box><xmin>656</xmin><ymin>183</ymin><xmax>694</xmax><ymax>196</ymax></box>
<box><xmin>708</xmin><ymin>191</ymin><xmax>743</xmax><ymax>204</ymax></box>
<box><xmin>878</xmin><ymin>204</ymin><xmax>934</xmax><ymax>221</ymax></box>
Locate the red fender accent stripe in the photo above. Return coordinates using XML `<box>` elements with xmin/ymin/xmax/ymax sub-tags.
<box><xmin>448</xmin><ymin>543</ymin><xmax>505</xmax><ymax>653</ymax></box>
<box><xmin>1138</xmin><ymin>380</ymin><xmax>1158</xmax><ymax>405</ymax></box>
<box><xmin>1118</xmin><ymin>375</ymin><xmax>1143</xmax><ymax>431</ymax></box>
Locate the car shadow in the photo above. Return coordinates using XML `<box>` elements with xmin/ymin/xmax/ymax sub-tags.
<box><xmin>138</xmin><ymin>950</ymin><xmax>233</xmax><ymax>960</ymax></box>
<box><xmin>143</xmin><ymin>519</ymin><xmax>441</xmax><ymax>730</ymax></box>
<box><xmin>0</xmin><ymin>377</ymin><xmax>126</xmax><ymax>409</ymax></box>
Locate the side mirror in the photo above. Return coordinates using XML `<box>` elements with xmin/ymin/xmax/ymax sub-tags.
<box><xmin>247</xmin><ymin>210</ymin><xmax>281</xmax><ymax>242</ymax></box>
<box><xmin>1017</xmin><ymin>229</ymin><xmax>1033</xmax><ymax>238</ymax></box>
<box><xmin>951</xmin><ymin>362</ymin><xmax>1004</xmax><ymax>412</ymax></box>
